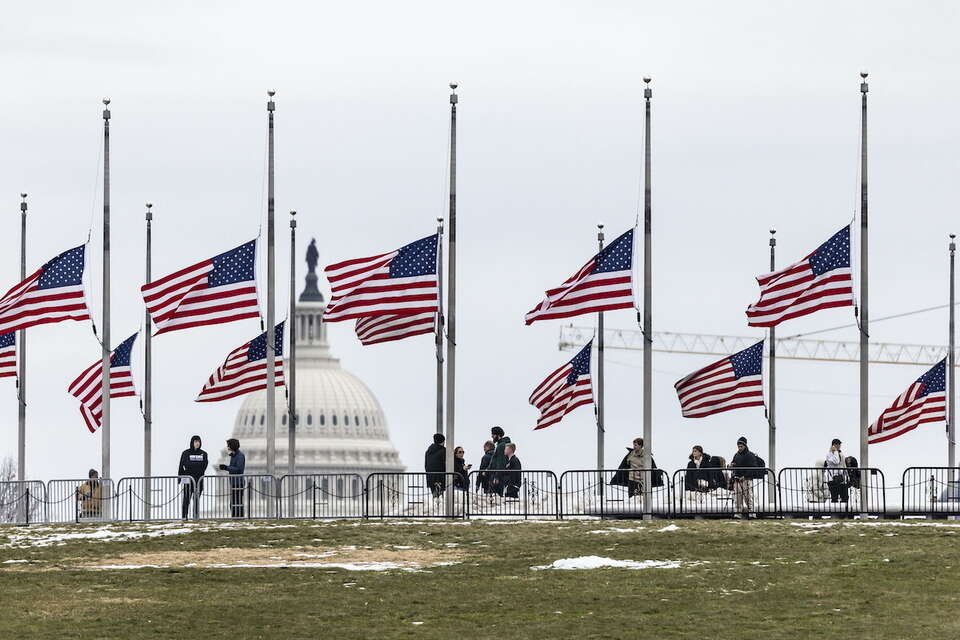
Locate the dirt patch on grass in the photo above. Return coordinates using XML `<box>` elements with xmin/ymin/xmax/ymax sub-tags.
<box><xmin>28</xmin><ymin>546</ymin><xmax>464</xmax><ymax>570</ymax></box>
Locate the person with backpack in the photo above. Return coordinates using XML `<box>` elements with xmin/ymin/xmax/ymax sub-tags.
<box><xmin>684</xmin><ymin>446</ymin><xmax>725</xmax><ymax>493</ymax></box>
<box><xmin>824</xmin><ymin>438</ymin><xmax>849</xmax><ymax>503</ymax></box>
<box><xmin>729</xmin><ymin>436</ymin><xmax>761</xmax><ymax>517</ymax></box>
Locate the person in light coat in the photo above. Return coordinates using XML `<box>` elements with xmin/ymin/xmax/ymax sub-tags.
<box><xmin>824</xmin><ymin>438</ymin><xmax>848</xmax><ymax>503</ymax></box>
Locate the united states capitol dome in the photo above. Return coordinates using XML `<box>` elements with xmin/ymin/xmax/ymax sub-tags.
<box><xmin>226</xmin><ymin>239</ymin><xmax>405</xmax><ymax>476</ymax></box>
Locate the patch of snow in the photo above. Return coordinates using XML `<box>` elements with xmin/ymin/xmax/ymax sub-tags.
<box><xmin>587</xmin><ymin>528</ymin><xmax>643</xmax><ymax>535</ymax></box>
<box><xmin>2</xmin><ymin>559</ymin><xmax>29</xmax><ymax>564</ymax></box>
<box><xmin>657</xmin><ymin>524</ymin><xmax>680</xmax><ymax>532</ymax></box>
<box><xmin>790</xmin><ymin>522</ymin><xmax>836</xmax><ymax>529</ymax></box>
<box><xmin>531</xmin><ymin>556</ymin><xmax>684</xmax><ymax>571</ymax></box>
<box><xmin>392</xmin><ymin>546</ymin><xmax>414</xmax><ymax>550</ymax></box>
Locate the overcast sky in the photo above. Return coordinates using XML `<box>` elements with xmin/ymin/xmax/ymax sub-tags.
<box><xmin>2</xmin><ymin>1</ymin><xmax>959</xmax><ymax>482</ymax></box>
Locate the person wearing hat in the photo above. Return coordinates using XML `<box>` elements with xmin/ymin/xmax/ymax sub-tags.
<box><xmin>488</xmin><ymin>426</ymin><xmax>512</xmax><ymax>496</ymax></box>
<box><xmin>730</xmin><ymin>436</ymin><xmax>759</xmax><ymax>517</ymax></box>
<box><xmin>824</xmin><ymin>438</ymin><xmax>849</xmax><ymax>503</ymax></box>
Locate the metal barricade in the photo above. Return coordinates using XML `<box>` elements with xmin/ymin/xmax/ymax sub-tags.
<box><xmin>466</xmin><ymin>470</ymin><xmax>559</xmax><ymax>518</ymax></box>
<box><xmin>194</xmin><ymin>475</ymin><xmax>279</xmax><ymax>520</ymax></box>
<box><xmin>365</xmin><ymin>472</ymin><xmax>466</xmax><ymax>518</ymax></box>
<box><xmin>778</xmin><ymin>467</ymin><xmax>885</xmax><ymax>517</ymax></box>
<box><xmin>558</xmin><ymin>469</ymin><xmax>672</xmax><ymax>518</ymax></box>
<box><xmin>673</xmin><ymin>467</ymin><xmax>777</xmax><ymax>517</ymax></box>
<box><xmin>116</xmin><ymin>476</ymin><xmax>195</xmax><ymax>522</ymax></box>
<box><xmin>0</xmin><ymin>481</ymin><xmax>45</xmax><ymax>524</ymax></box>
<box><xmin>278</xmin><ymin>474</ymin><xmax>365</xmax><ymax>519</ymax></box>
<box><xmin>46</xmin><ymin>479</ymin><xmax>116</xmax><ymax>523</ymax></box>
<box><xmin>901</xmin><ymin>467</ymin><xmax>960</xmax><ymax>517</ymax></box>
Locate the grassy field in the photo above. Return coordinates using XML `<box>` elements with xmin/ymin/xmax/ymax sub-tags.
<box><xmin>1</xmin><ymin>518</ymin><xmax>958</xmax><ymax>639</ymax></box>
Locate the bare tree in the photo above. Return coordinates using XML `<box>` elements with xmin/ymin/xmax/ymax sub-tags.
<box><xmin>0</xmin><ymin>457</ymin><xmax>40</xmax><ymax>523</ymax></box>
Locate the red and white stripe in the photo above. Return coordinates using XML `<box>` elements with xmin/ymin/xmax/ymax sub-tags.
<box><xmin>868</xmin><ymin>384</ymin><xmax>946</xmax><ymax>444</ymax></box>
<box><xmin>0</xmin><ymin>266</ymin><xmax>89</xmax><ymax>335</ymax></box>
<box><xmin>0</xmin><ymin>337</ymin><xmax>16</xmax><ymax>379</ymax></box>
<box><xmin>529</xmin><ymin>365</ymin><xmax>593</xmax><ymax>431</ymax></box>
<box><xmin>196</xmin><ymin>344</ymin><xmax>284</xmax><ymax>403</ymax></box>
<box><xmin>142</xmin><ymin>252</ymin><xmax>259</xmax><ymax>335</ymax></box>
<box><xmin>746</xmin><ymin>258</ymin><xmax>853</xmax><ymax>329</ymax></box>
<box><xmin>68</xmin><ymin>361</ymin><xmax>135</xmax><ymax>434</ymax></box>
<box><xmin>355</xmin><ymin>312</ymin><xmax>436</xmax><ymax>345</ymax></box>
<box><xmin>323</xmin><ymin>251</ymin><xmax>437</xmax><ymax>322</ymax></box>
<box><xmin>524</xmin><ymin>262</ymin><xmax>633</xmax><ymax>325</ymax></box>
<box><xmin>674</xmin><ymin>356</ymin><xmax>764</xmax><ymax>419</ymax></box>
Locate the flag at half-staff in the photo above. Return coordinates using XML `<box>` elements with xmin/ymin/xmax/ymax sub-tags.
<box><xmin>354</xmin><ymin>312</ymin><xmax>436</xmax><ymax>345</ymax></box>
<box><xmin>525</xmin><ymin>229</ymin><xmax>634</xmax><ymax>325</ymax></box>
<box><xmin>675</xmin><ymin>340</ymin><xmax>765</xmax><ymax>418</ymax></box>
<box><xmin>868</xmin><ymin>359</ymin><xmax>946</xmax><ymax>444</ymax></box>
<box><xmin>0</xmin><ymin>333</ymin><xmax>15</xmax><ymax>379</ymax></box>
<box><xmin>141</xmin><ymin>239</ymin><xmax>259</xmax><ymax>335</ymax></box>
<box><xmin>529</xmin><ymin>340</ymin><xmax>594</xmax><ymax>430</ymax></box>
<box><xmin>0</xmin><ymin>244</ymin><xmax>90</xmax><ymax>334</ymax></box>
<box><xmin>746</xmin><ymin>226</ymin><xmax>854</xmax><ymax>328</ymax></box>
<box><xmin>196</xmin><ymin>322</ymin><xmax>285</xmax><ymax>402</ymax></box>
<box><xmin>323</xmin><ymin>234</ymin><xmax>439</xmax><ymax>322</ymax></box>
<box><xmin>69</xmin><ymin>332</ymin><xmax>138</xmax><ymax>433</ymax></box>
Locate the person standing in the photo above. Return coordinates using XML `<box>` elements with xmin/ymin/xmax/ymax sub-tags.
<box><xmin>488</xmin><ymin>426</ymin><xmax>512</xmax><ymax>496</ymax></box>
<box><xmin>424</xmin><ymin>433</ymin><xmax>447</xmax><ymax>498</ymax></box>
<box><xmin>503</xmin><ymin>443</ymin><xmax>522</xmax><ymax>499</ymax></box>
<box><xmin>218</xmin><ymin>438</ymin><xmax>246</xmax><ymax>518</ymax></box>
<box><xmin>476</xmin><ymin>440</ymin><xmax>495</xmax><ymax>493</ymax></box>
<box><xmin>729</xmin><ymin>436</ymin><xmax>758</xmax><ymax>518</ymax></box>
<box><xmin>178</xmin><ymin>435</ymin><xmax>208</xmax><ymax>519</ymax></box>
<box><xmin>453</xmin><ymin>447</ymin><xmax>471</xmax><ymax>490</ymax></box>
<box><xmin>825</xmin><ymin>438</ymin><xmax>849</xmax><ymax>504</ymax></box>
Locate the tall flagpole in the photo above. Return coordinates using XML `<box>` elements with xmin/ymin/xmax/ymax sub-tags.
<box><xmin>858</xmin><ymin>72</ymin><xmax>869</xmax><ymax>515</ymax></box>
<box><xmin>597</xmin><ymin>224</ymin><xmax>605</xmax><ymax>479</ymax></box>
<box><xmin>435</xmin><ymin>216</ymin><xmax>445</xmax><ymax>436</ymax></box>
<box><xmin>17</xmin><ymin>194</ymin><xmax>26</xmax><ymax>483</ymax></box>
<box><xmin>641</xmin><ymin>77</ymin><xmax>653</xmax><ymax>520</ymax></box>
<box><xmin>768</xmin><ymin>229</ymin><xmax>777</xmax><ymax>505</ymax></box>
<box><xmin>444</xmin><ymin>83</ymin><xmax>458</xmax><ymax>516</ymax></box>
<box><xmin>144</xmin><ymin>203</ymin><xmax>153</xmax><ymax>479</ymax></box>
<box><xmin>266</xmin><ymin>90</ymin><xmax>277</xmax><ymax>477</ymax></box>
<box><xmin>288</xmin><ymin>210</ymin><xmax>297</xmax><ymax>476</ymax></box>
<box><xmin>949</xmin><ymin>234</ymin><xmax>956</xmax><ymax>468</ymax></box>
<box><xmin>101</xmin><ymin>98</ymin><xmax>112</xmax><ymax>480</ymax></box>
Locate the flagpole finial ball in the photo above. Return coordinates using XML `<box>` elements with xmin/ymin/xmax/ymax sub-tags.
<box><xmin>860</xmin><ymin>71</ymin><xmax>868</xmax><ymax>79</ymax></box>
<box><xmin>449</xmin><ymin>82</ymin><xmax>458</xmax><ymax>90</ymax></box>
<box><xmin>20</xmin><ymin>193</ymin><xmax>26</xmax><ymax>199</ymax></box>
<box><xmin>951</xmin><ymin>233</ymin><xmax>956</xmax><ymax>240</ymax></box>
<box><xmin>103</xmin><ymin>98</ymin><xmax>110</xmax><ymax>105</ymax></box>
<box><xmin>146</xmin><ymin>203</ymin><xmax>152</xmax><ymax>209</ymax></box>
<box><xmin>770</xmin><ymin>228</ymin><xmax>776</xmax><ymax>235</ymax></box>
<box><xmin>597</xmin><ymin>223</ymin><xmax>604</xmax><ymax>229</ymax></box>
<box><xmin>268</xmin><ymin>90</ymin><xmax>276</xmax><ymax>97</ymax></box>
<box><xmin>643</xmin><ymin>77</ymin><xmax>651</xmax><ymax>84</ymax></box>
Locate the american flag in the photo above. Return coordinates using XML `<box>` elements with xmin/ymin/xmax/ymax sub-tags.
<box><xmin>68</xmin><ymin>332</ymin><xmax>138</xmax><ymax>433</ymax></box>
<box><xmin>529</xmin><ymin>340</ymin><xmax>594</xmax><ymax>430</ymax></box>
<box><xmin>0</xmin><ymin>332</ymin><xmax>15</xmax><ymax>379</ymax></box>
<box><xmin>675</xmin><ymin>341</ymin><xmax>765</xmax><ymax>418</ymax></box>
<box><xmin>323</xmin><ymin>234</ymin><xmax>439</xmax><ymax>322</ymax></box>
<box><xmin>525</xmin><ymin>229</ymin><xmax>634</xmax><ymax>325</ymax></box>
<box><xmin>868</xmin><ymin>359</ymin><xmax>947</xmax><ymax>444</ymax></box>
<box><xmin>746</xmin><ymin>226</ymin><xmax>854</xmax><ymax>328</ymax></box>
<box><xmin>0</xmin><ymin>245</ymin><xmax>90</xmax><ymax>335</ymax></box>
<box><xmin>355</xmin><ymin>312</ymin><xmax>436</xmax><ymax>345</ymax></box>
<box><xmin>196</xmin><ymin>322</ymin><xmax>285</xmax><ymax>402</ymax></box>
<box><xmin>141</xmin><ymin>240</ymin><xmax>260</xmax><ymax>335</ymax></box>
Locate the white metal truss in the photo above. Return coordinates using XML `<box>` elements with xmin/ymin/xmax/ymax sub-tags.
<box><xmin>558</xmin><ymin>325</ymin><xmax>954</xmax><ymax>366</ymax></box>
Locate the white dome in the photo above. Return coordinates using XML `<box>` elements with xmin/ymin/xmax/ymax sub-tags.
<box><xmin>222</xmin><ymin>245</ymin><xmax>405</xmax><ymax>477</ymax></box>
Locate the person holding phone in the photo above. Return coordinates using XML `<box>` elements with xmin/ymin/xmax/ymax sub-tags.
<box><xmin>824</xmin><ymin>438</ymin><xmax>848</xmax><ymax>503</ymax></box>
<box><xmin>453</xmin><ymin>447</ymin><xmax>471</xmax><ymax>490</ymax></box>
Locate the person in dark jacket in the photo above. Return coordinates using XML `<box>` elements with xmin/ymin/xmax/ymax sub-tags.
<box><xmin>476</xmin><ymin>440</ymin><xmax>495</xmax><ymax>493</ymax></box>
<box><xmin>610</xmin><ymin>438</ymin><xmax>664</xmax><ymax>496</ymax></box>
<box><xmin>502</xmin><ymin>444</ymin><xmax>522</xmax><ymax>499</ymax></box>
<box><xmin>453</xmin><ymin>447</ymin><xmax>471</xmax><ymax>490</ymax></box>
<box><xmin>218</xmin><ymin>438</ymin><xmax>246</xmax><ymax>518</ymax></box>
<box><xmin>684</xmin><ymin>445</ymin><xmax>724</xmax><ymax>492</ymax></box>
<box><xmin>178</xmin><ymin>435</ymin><xmax>208</xmax><ymax>519</ymax></box>
<box><xmin>488</xmin><ymin>427</ymin><xmax>512</xmax><ymax>496</ymax></box>
<box><xmin>729</xmin><ymin>436</ymin><xmax>759</xmax><ymax>517</ymax></box>
<box><xmin>844</xmin><ymin>455</ymin><xmax>861</xmax><ymax>492</ymax></box>
<box><xmin>424</xmin><ymin>433</ymin><xmax>447</xmax><ymax>498</ymax></box>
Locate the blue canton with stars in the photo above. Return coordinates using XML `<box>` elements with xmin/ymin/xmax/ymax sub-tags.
<box><xmin>38</xmin><ymin>245</ymin><xmax>85</xmax><ymax>289</ymax></box>
<box><xmin>109</xmin><ymin>333</ymin><xmax>138</xmax><ymax>368</ymax></box>
<box><xmin>247</xmin><ymin>322</ymin><xmax>285</xmax><ymax>362</ymax></box>
<box><xmin>916</xmin><ymin>359</ymin><xmax>946</xmax><ymax>396</ymax></box>
<box><xmin>809</xmin><ymin>227</ymin><xmax>851</xmax><ymax>277</ymax></box>
<box><xmin>389</xmin><ymin>234</ymin><xmax>438</xmax><ymax>278</ymax></box>
<box><xmin>730</xmin><ymin>341</ymin><xmax>764</xmax><ymax>379</ymax></box>
<box><xmin>566</xmin><ymin>340</ymin><xmax>592</xmax><ymax>385</ymax></box>
<box><xmin>0</xmin><ymin>332</ymin><xmax>14</xmax><ymax>348</ymax></box>
<box><xmin>210</xmin><ymin>240</ymin><xmax>257</xmax><ymax>287</ymax></box>
<box><xmin>594</xmin><ymin>229</ymin><xmax>634</xmax><ymax>273</ymax></box>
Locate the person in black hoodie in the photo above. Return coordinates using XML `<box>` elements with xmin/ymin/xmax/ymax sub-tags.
<box><xmin>424</xmin><ymin>433</ymin><xmax>446</xmax><ymax>498</ymax></box>
<box><xmin>730</xmin><ymin>436</ymin><xmax>759</xmax><ymax>517</ymax></box>
<box><xmin>684</xmin><ymin>445</ymin><xmax>724</xmax><ymax>492</ymax></box>
<box><xmin>178</xmin><ymin>435</ymin><xmax>208</xmax><ymax>519</ymax></box>
<box><xmin>476</xmin><ymin>440</ymin><xmax>495</xmax><ymax>493</ymax></box>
